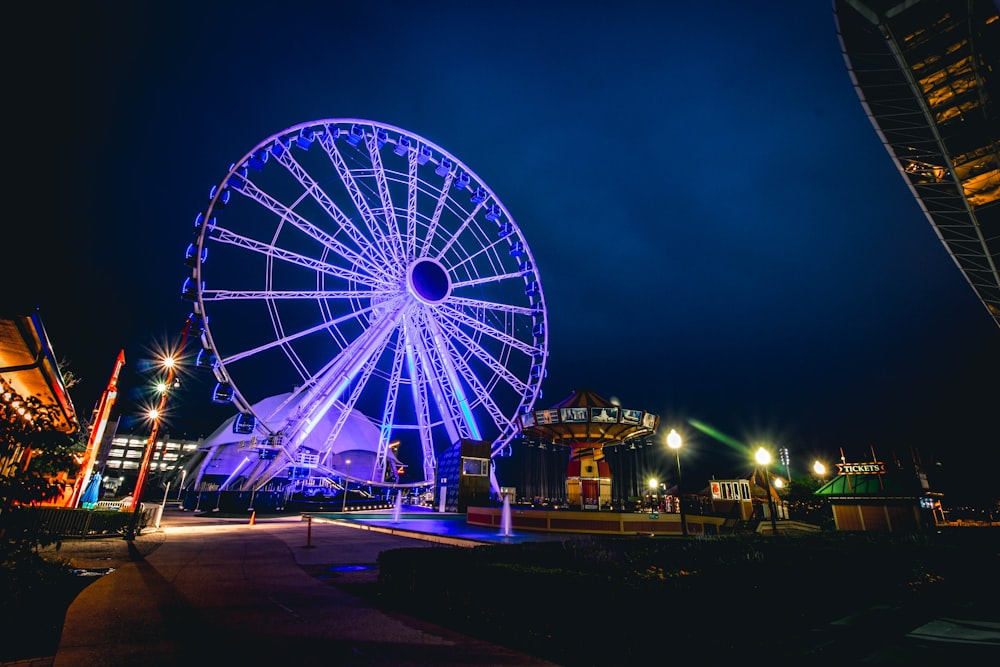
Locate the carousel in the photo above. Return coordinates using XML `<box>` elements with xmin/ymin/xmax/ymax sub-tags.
<box><xmin>518</xmin><ymin>389</ymin><xmax>659</xmax><ymax>509</ymax></box>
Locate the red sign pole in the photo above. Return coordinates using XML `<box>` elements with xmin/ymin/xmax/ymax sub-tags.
<box><xmin>67</xmin><ymin>349</ymin><xmax>126</xmax><ymax>507</ymax></box>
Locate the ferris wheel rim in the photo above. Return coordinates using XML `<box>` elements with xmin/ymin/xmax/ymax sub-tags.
<box><xmin>186</xmin><ymin>118</ymin><xmax>549</xmax><ymax>486</ymax></box>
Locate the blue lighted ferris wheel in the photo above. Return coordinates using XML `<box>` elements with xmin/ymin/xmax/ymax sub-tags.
<box><xmin>183</xmin><ymin>119</ymin><xmax>548</xmax><ymax>490</ymax></box>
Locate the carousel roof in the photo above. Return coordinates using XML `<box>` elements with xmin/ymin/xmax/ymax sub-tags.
<box><xmin>518</xmin><ymin>388</ymin><xmax>659</xmax><ymax>447</ymax></box>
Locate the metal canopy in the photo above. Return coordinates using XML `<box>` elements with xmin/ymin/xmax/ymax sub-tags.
<box><xmin>835</xmin><ymin>0</ymin><xmax>1000</xmax><ymax>327</ymax></box>
<box><xmin>0</xmin><ymin>312</ymin><xmax>79</xmax><ymax>434</ymax></box>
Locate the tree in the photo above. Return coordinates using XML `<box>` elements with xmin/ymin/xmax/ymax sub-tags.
<box><xmin>0</xmin><ymin>382</ymin><xmax>86</xmax><ymax>555</ymax></box>
<box><xmin>782</xmin><ymin>477</ymin><xmax>833</xmax><ymax>528</ymax></box>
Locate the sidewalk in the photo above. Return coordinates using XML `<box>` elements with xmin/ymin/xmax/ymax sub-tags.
<box><xmin>43</xmin><ymin>508</ymin><xmax>561</xmax><ymax>667</ymax></box>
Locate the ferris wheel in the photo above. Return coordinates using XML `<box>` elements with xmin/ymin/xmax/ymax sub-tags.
<box><xmin>183</xmin><ymin>119</ymin><xmax>548</xmax><ymax>491</ymax></box>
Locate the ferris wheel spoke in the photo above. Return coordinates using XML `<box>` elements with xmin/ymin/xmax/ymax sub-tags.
<box><xmin>230</xmin><ymin>168</ymin><xmax>390</xmax><ymax>282</ymax></box>
<box><xmin>434</xmin><ymin>202</ymin><xmax>488</xmax><ymax>261</ymax></box>
<box><xmin>317</xmin><ymin>130</ymin><xmax>400</xmax><ymax>267</ymax></box>
<box><xmin>286</xmin><ymin>303</ymin><xmax>406</xmax><ymax>448</ymax></box>
<box><xmin>403</xmin><ymin>320</ymin><xmax>438</xmax><ymax>482</ymax></box>
<box><xmin>316</xmin><ymin>332</ymin><xmax>393</xmax><ymax>474</ymax></box>
<box><xmin>411</xmin><ymin>313</ymin><xmax>476</xmax><ymax>442</ymax></box>
<box><xmin>200</xmin><ymin>288</ymin><xmax>388</xmax><ymax>301</ymax></box>
<box><xmin>420</xmin><ymin>313</ymin><xmax>486</xmax><ymax>440</ymax></box>
<box><xmin>447</xmin><ymin>294</ymin><xmax>540</xmax><ymax>319</ymax></box>
<box><xmin>434</xmin><ymin>315</ymin><xmax>530</xmax><ymax>397</ymax></box>
<box><xmin>372</xmin><ymin>336</ymin><xmax>407</xmax><ymax>483</ymax></box>
<box><xmin>364</xmin><ymin>129</ymin><xmax>407</xmax><ymax>266</ymax></box>
<box><xmin>218</xmin><ymin>298</ymin><xmax>394</xmax><ymax>367</ymax></box>
<box><xmin>427</xmin><ymin>316</ymin><xmax>515</xmax><ymax>439</ymax></box>
<box><xmin>210</xmin><ymin>226</ymin><xmax>382</xmax><ymax>288</ymax></box>
<box><xmin>446</xmin><ymin>233</ymin><xmax>528</xmax><ymax>278</ymax></box>
<box><xmin>274</xmin><ymin>124</ymin><xmax>397</xmax><ymax>270</ymax></box>
<box><xmin>439</xmin><ymin>302</ymin><xmax>542</xmax><ymax>358</ymax></box>
<box><xmin>450</xmin><ymin>271</ymin><xmax>528</xmax><ymax>290</ymax></box>
<box><xmin>405</xmin><ymin>143</ymin><xmax>419</xmax><ymax>260</ymax></box>
<box><xmin>419</xmin><ymin>167</ymin><xmax>455</xmax><ymax>258</ymax></box>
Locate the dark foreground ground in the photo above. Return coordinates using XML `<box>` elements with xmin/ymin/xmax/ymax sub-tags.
<box><xmin>365</xmin><ymin>527</ymin><xmax>1000</xmax><ymax>664</ymax></box>
<box><xmin>5</xmin><ymin>522</ymin><xmax>998</xmax><ymax>665</ymax></box>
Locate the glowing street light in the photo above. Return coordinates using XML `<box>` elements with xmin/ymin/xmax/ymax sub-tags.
<box><xmin>755</xmin><ymin>446</ymin><xmax>778</xmax><ymax>535</ymax></box>
<box><xmin>125</xmin><ymin>320</ymin><xmax>195</xmax><ymax>540</ymax></box>
<box><xmin>667</xmin><ymin>428</ymin><xmax>687</xmax><ymax>536</ymax></box>
<box><xmin>813</xmin><ymin>460</ymin><xmax>827</xmax><ymax>481</ymax></box>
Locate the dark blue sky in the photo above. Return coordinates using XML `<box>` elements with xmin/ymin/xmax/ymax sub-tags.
<box><xmin>12</xmin><ymin>1</ymin><xmax>998</xmax><ymax>505</ymax></box>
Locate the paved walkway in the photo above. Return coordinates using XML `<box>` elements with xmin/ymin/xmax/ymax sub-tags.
<box><xmin>40</xmin><ymin>509</ymin><xmax>560</xmax><ymax>667</ymax></box>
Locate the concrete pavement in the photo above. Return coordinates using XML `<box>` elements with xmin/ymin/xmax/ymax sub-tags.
<box><xmin>49</xmin><ymin>508</ymin><xmax>561</xmax><ymax>667</ymax></box>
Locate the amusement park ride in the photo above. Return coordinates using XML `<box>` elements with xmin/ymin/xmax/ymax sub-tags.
<box><xmin>519</xmin><ymin>389</ymin><xmax>658</xmax><ymax>509</ymax></box>
<box><xmin>180</xmin><ymin>119</ymin><xmax>550</xmax><ymax>504</ymax></box>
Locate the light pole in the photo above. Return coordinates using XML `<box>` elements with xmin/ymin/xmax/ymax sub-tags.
<box><xmin>755</xmin><ymin>446</ymin><xmax>778</xmax><ymax>534</ymax></box>
<box><xmin>126</xmin><ymin>318</ymin><xmax>194</xmax><ymax>540</ymax></box>
<box><xmin>647</xmin><ymin>477</ymin><xmax>658</xmax><ymax>514</ymax></box>
<box><xmin>813</xmin><ymin>460</ymin><xmax>827</xmax><ymax>482</ymax></box>
<box><xmin>667</xmin><ymin>428</ymin><xmax>687</xmax><ymax>536</ymax></box>
<box><xmin>342</xmin><ymin>459</ymin><xmax>352</xmax><ymax>512</ymax></box>
<box><xmin>779</xmin><ymin>446</ymin><xmax>791</xmax><ymax>483</ymax></box>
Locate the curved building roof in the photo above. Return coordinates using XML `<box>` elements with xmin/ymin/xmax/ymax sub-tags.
<box><xmin>195</xmin><ymin>391</ymin><xmax>389</xmax><ymax>487</ymax></box>
<box><xmin>834</xmin><ymin>0</ymin><xmax>1000</xmax><ymax>326</ymax></box>
<box><xmin>0</xmin><ymin>311</ymin><xmax>78</xmax><ymax>434</ymax></box>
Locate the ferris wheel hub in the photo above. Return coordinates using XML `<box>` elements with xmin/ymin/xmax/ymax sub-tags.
<box><xmin>407</xmin><ymin>258</ymin><xmax>451</xmax><ymax>305</ymax></box>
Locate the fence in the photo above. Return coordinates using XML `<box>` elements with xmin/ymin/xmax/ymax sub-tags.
<box><xmin>2</xmin><ymin>505</ymin><xmax>157</xmax><ymax>540</ymax></box>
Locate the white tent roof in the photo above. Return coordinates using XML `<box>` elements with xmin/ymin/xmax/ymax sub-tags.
<box><xmin>195</xmin><ymin>392</ymin><xmax>384</xmax><ymax>483</ymax></box>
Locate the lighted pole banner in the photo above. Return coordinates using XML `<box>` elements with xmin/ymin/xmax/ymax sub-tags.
<box><xmin>67</xmin><ymin>349</ymin><xmax>126</xmax><ymax>508</ymax></box>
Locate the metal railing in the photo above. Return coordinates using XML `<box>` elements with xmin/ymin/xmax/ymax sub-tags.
<box><xmin>3</xmin><ymin>505</ymin><xmax>156</xmax><ymax>540</ymax></box>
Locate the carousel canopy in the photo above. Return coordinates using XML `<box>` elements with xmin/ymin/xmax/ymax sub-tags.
<box><xmin>518</xmin><ymin>388</ymin><xmax>659</xmax><ymax>446</ymax></box>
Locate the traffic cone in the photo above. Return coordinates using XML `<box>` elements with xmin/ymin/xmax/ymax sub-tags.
<box><xmin>248</xmin><ymin>510</ymin><xmax>256</xmax><ymax>526</ymax></box>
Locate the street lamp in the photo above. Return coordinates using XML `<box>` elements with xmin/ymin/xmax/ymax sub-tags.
<box><xmin>779</xmin><ymin>446</ymin><xmax>791</xmax><ymax>483</ymax></box>
<box><xmin>755</xmin><ymin>446</ymin><xmax>778</xmax><ymax>534</ymax></box>
<box><xmin>813</xmin><ymin>460</ymin><xmax>827</xmax><ymax>481</ymax></box>
<box><xmin>647</xmin><ymin>477</ymin><xmax>658</xmax><ymax>513</ymax></box>
<box><xmin>342</xmin><ymin>459</ymin><xmax>352</xmax><ymax>512</ymax></box>
<box><xmin>667</xmin><ymin>428</ymin><xmax>687</xmax><ymax>536</ymax></box>
<box><xmin>125</xmin><ymin>317</ymin><xmax>196</xmax><ymax>539</ymax></box>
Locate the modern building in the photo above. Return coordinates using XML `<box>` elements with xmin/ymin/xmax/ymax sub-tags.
<box><xmin>834</xmin><ymin>0</ymin><xmax>1000</xmax><ymax>326</ymax></box>
<box><xmin>90</xmin><ymin>418</ymin><xmax>202</xmax><ymax>500</ymax></box>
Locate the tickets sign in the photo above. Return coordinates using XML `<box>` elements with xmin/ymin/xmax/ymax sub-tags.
<box><xmin>836</xmin><ymin>461</ymin><xmax>886</xmax><ymax>475</ymax></box>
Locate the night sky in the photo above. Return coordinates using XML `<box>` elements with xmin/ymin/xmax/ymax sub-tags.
<box><xmin>10</xmin><ymin>1</ymin><xmax>999</xmax><ymax>506</ymax></box>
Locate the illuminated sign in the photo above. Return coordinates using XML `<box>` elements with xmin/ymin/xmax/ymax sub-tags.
<box><xmin>536</xmin><ymin>409</ymin><xmax>560</xmax><ymax>424</ymax></box>
<box><xmin>836</xmin><ymin>461</ymin><xmax>886</xmax><ymax>475</ymax></box>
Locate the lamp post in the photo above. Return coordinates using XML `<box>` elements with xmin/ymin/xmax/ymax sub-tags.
<box><xmin>667</xmin><ymin>428</ymin><xmax>687</xmax><ymax>536</ymax></box>
<box><xmin>813</xmin><ymin>460</ymin><xmax>827</xmax><ymax>481</ymax></box>
<box><xmin>342</xmin><ymin>459</ymin><xmax>352</xmax><ymax>513</ymax></box>
<box><xmin>755</xmin><ymin>446</ymin><xmax>778</xmax><ymax>534</ymax></box>
<box><xmin>647</xmin><ymin>477</ymin><xmax>658</xmax><ymax>514</ymax></box>
<box><xmin>779</xmin><ymin>446</ymin><xmax>791</xmax><ymax>483</ymax></box>
<box><xmin>125</xmin><ymin>319</ymin><xmax>194</xmax><ymax>540</ymax></box>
